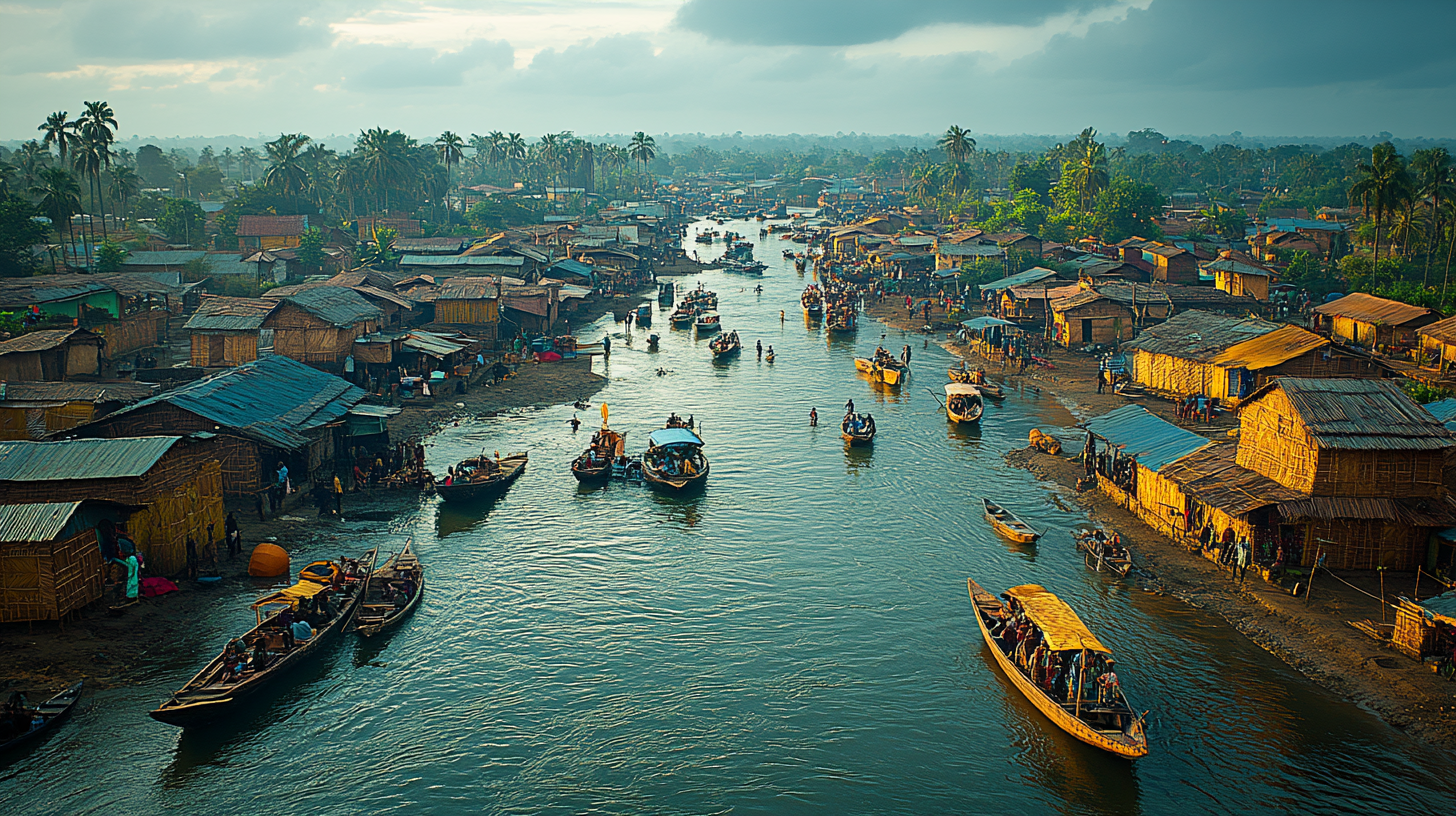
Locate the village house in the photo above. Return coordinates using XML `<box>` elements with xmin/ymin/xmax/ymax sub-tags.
<box><xmin>1414</xmin><ymin>315</ymin><xmax>1456</xmax><ymax>375</ymax></box>
<box><xmin>0</xmin><ymin>328</ymin><xmax>104</xmax><ymax>381</ymax></box>
<box><xmin>934</xmin><ymin>240</ymin><xmax>1004</xmax><ymax>271</ymax></box>
<box><xmin>983</xmin><ymin>232</ymin><xmax>1043</xmax><ymax>256</ymax></box>
<box><xmin>432</xmin><ymin>278</ymin><xmax>501</xmax><ymax>335</ymax></box>
<box><xmin>64</xmin><ymin>355</ymin><xmax>367</xmax><ymax>497</ymax></box>
<box><xmin>1205</xmin><ymin>251</ymin><xmax>1277</xmax><ymax>301</ymax></box>
<box><xmin>184</xmin><ymin>296</ymin><xmax>279</xmax><ymax>367</ymax></box>
<box><xmin>0</xmin><ymin>381</ymin><xmax>155</xmax><ymax>441</ymax></box>
<box><xmin>357</xmin><ymin>216</ymin><xmax>423</xmax><ymax>239</ymax></box>
<box><xmin>1313</xmin><ymin>293</ymin><xmax>1440</xmax><ymax>352</ymax></box>
<box><xmin>1141</xmin><ymin>244</ymin><xmax>1199</xmax><ymax>284</ymax></box>
<box><xmin>0</xmin><ymin>502</ymin><xmax>107</xmax><ymax>623</ymax></box>
<box><xmin>236</xmin><ymin>215</ymin><xmax>308</xmax><ymax>251</ymax></box>
<box><xmin>0</xmin><ymin>274</ymin><xmax>177</xmax><ymax>359</ymax></box>
<box><xmin>0</xmin><ymin>434</ymin><xmax>225</xmax><ymax>585</ymax></box>
<box><xmin>1049</xmin><ymin>289</ymin><xmax>1136</xmax><ymax>347</ymax></box>
<box><xmin>499</xmin><ymin>284</ymin><xmax>560</xmax><ymax>336</ymax></box>
<box><xmin>261</xmin><ymin>286</ymin><xmax>382</xmax><ymax>371</ymax></box>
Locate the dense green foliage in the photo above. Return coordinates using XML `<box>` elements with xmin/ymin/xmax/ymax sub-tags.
<box><xmin>0</xmin><ymin>194</ymin><xmax>48</xmax><ymax>276</ymax></box>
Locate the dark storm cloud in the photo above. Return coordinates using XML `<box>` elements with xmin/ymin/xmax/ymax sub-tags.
<box><xmin>340</xmin><ymin>41</ymin><xmax>512</xmax><ymax>91</ymax></box>
<box><xmin>673</xmin><ymin>0</ymin><xmax>1114</xmax><ymax>46</ymax></box>
<box><xmin>69</xmin><ymin>1</ymin><xmax>331</xmax><ymax>61</ymax></box>
<box><xmin>1016</xmin><ymin>0</ymin><xmax>1456</xmax><ymax>91</ymax></box>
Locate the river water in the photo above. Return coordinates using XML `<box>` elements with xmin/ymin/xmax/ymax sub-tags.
<box><xmin>4</xmin><ymin>219</ymin><xmax>1454</xmax><ymax>815</ymax></box>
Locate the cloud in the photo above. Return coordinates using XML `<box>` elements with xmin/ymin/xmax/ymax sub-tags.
<box><xmin>338</xmin><ymin>40</ymin><xmax>513</xmax><ymax>91</ymax></box>
<box><xmin>673</xmin><ymin>0</ymin><xmax>1116</xmax><ymax>46</ymax></box>
<box><xmin>68</xmin><ymin>1</ymin><xmax>333</xmax><ymax>61</ymax></box>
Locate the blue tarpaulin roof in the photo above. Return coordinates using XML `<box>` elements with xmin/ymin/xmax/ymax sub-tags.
<box><xmin>1081</xmin><ymin>405</ymin><xmax>1213</xmax><ymax>472</ymax></box>
<box><xmin>648</xmin><ymin>428</ymin><xmax>704</xmax><ymax>448</ymax></box>
<box><xmin>961</xmin><ymin>316</ymin><xmax>1019</xmax><ymax>330</ymax></box>
<box><xmin>549</xmin><ymin>259</ymin><xmax>594</xmax><ymax>279</ymax></box>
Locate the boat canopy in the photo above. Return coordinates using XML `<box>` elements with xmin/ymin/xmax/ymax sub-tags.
<box><xmin>945</xmin><ymin>384</ymin><xmax>982</xmax><ymax>397</ymax></box>
<box><xmin>251</xmin><ymin>579</ymin><xmax>329</xmax><ymax>610</ymax></box>
<box><xmin>648</xmin><ymin>428</ymin><xmax>704</xmax><ymax>448</ymax></box>
<box><xmin>1005</xmin><ymin>584</ymin><xmax>1110</xmax><ymax>654</ymax></box>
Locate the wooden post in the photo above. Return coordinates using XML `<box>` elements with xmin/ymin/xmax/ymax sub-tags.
<box><xmin>1379</xmin><ymin>567</ymin><xmax>1387</xmax><ymax>623</ymax></box>
<box><xmin>1304</xmin><ymin>548</ymin><xmax>1322</xmax><ymax>603</ymax></box>
<box><xmin>1074</xmin><ymin>648</ymin><xmax>1086</xmax><ymax>719</ymax></box>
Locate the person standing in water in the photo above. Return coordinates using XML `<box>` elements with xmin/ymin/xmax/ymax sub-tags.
<box><xmin>810</xmin><ymin>408</ymin><xmax>818</xmax><ymax>426</ymax></box>
<box><xmin>757</xmin><ymin>340</ymin><xmax>763</xmax><ymax>359</ymax></box>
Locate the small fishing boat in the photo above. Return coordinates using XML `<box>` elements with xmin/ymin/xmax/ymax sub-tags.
<box><xmin>642</xmin><ymin>427</ymin><xmax>709</xmax><ymax>491</ymax></box>
<box><xmin>436</xmin><ymin>452</ymin><xmax>528</xmax><ymax>503</ymax></box>
<box><xmin>825</xmin><ymin>310</ymin><xmax>856</xmax><ymax>333</ymax></box>
<box><xmin>782</xmin><ymin>249</ymin><xmax>796</xmax><ymax>259</ymax></box>
<box><xmin>635</xmin><ymin>304</ymin><xmax>652</xmax><ymax>327</ymax></box>
<box><xmin>841</xmin><ymin>412</ymin><xmax>876</xmax><ymax>446</ymax></box>
<box><xmin>1073</xmin><ymin>529</ymin><xmax>1133</xmax><ymax>577</ymax></box>
<box><xmin>0</xmin><ymin>681</ymin><xmax>83</xmax><ymax>755</ymax></box>
<box><xmin>983</xmin><ymin>498</ymin><xmax>1040</xmax><ymax>544</ymax></box>
<box><xmin>709</xmin><ymin>330</ymin><xmax>742</xmax><ymax>358</ymax></box>
<box><xmin>695</xmin><ymin>311</ymin><xmax>721</xmax><ymax>333</ymax></box>
<box><xmin>572</xmin><ymin>426</ymin><xmax>626</xmax><ymax>482</ymax></box>
<box><xmin>967</xmin><ymin>578</ymin><xmax>1148</xmax><ymax>758</ymax></box>
<box><xmin>658</xmin><ymin>282</ymin><xmax>675</xmax><ymax>305</ymax></box>
<box><xmin>945</xmin><ymin>383</ymin><xmax>984</xmax><ymax>423</ymax></box>
<box><xmin>352</xmin><ymin>542</ymin><xmax>423</xmax><ymax>637</ymax></box>
<box><xmin>947</xmin><ymin>367</ymin><xmax>1005</xmax><ymax>399</ymax></box>
<box><xmin>854</xmin><ymin>356</ymin><xmax>908</xmax><ymax>387</ymax></box>
<box><xmin>670</xmin><ymin>306</ymin><xmax>696</xmax><ymax>327</ymax></box>
<box><xmin>150</xmin><ymin>549</ymin><xmax>377</xmax><ymax>727</ymax></box>
<box><xmin>801</xmin><ymin>286</ymin><xmax>824</xmax><ymax>319</ymax></box>
<box><xmin>695</xmin><ymin>233</ymin><xmax>713</xmax><ymax>243</ymax></box>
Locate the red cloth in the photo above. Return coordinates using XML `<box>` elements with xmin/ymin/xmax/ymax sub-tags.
<box><xmin>140</xmin><ymin>577</ymin><xmax>180</xmax><ymax>597</ymax></box>
<box><xmin>537</xmin><ymin>351</ymin><xmax>563</xmax><ymax>362</ymax></box>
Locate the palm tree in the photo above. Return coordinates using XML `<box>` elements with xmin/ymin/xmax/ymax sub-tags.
<box><xmin>220</xmin><ymin>147</ymin><xmax>235</xmax><ymax>179</ymax></box>
<box><xmin>628</xmin><ymin>132</ymin><xmax>657</xmax><ymax>191</ymax></box>
<box><xmin>1412</xmin><ymin>147</ymin><xmax>1453</xmax><ymax>283</ymax></box>
<box><xmin>0</xmin><ymin>164</ymin><xmax>14</xmax><ymax>198</ymax></box>
<box><xmin>262</xmin><ymin>133</ymin><xmax>313</xmax><ymax>205</ymax></box>
<box><xmin>909</xmin><ymin>163</ymin><xmax>939</xmax><ymax>206</ymax></box>
<box><xmin>16</xmin><ymin>140</ymin><xmax>50</xmax><ymax>188</ymax></box>
<box><xmin>77</xmin><ymin>101</ymin><xmax>117</xmax><ymax>245</ymax></box>
<box><xmin>434</xmin><ymin>131</ymin><xmax>464</xmax><ymax>221</ymax></box>
<box><xmin>1349</xmin><ymin>142</ymin><xmax>1414</xmax><ymax>262</ymax></box>
<box><xmin>938</xmin><ymin>125</ymin><xmax>976</xmax><ymax>166</ymax></box>
<box><xmin>30</xmin><ymin>167</ymin><xmax>82</xmax><ymax>267</ymax></box>
<box><xmin>238</xmin><ymin>147</ymin><xmax>260</xmax><ymax>183</ymax></box>
<box><xmin>38</xmin><ymin>112</ymin><xmax>76</xmax><ymax>167</ymax></box>
<box><xmin>72</xmin><ymin>137</ymin><xmax>110</xmax><ymax>265</ymax></box>
<box><xmin>356</xmin><ymin>128</ymin><xmax>414</xmax><ymax>213</ymax></box>
<box><xmin>1064</xmin><ymin>129</ymin><xmax>1109</xmax><ymax>212</ymax></box>
<box><xmin>108</xmin><ymin>165</ymin><xmax>139</xmax><ymax>217</ymax></box>
<box><xmin>504</xmin><ymin>133</ymin><xmax>527</xmax><ymax>178</ymax></box>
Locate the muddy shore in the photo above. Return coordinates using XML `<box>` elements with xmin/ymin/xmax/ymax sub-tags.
<box><xmin>870</xmin><ymin>295</ymin><xmax>1456</xmax><ymax>748</ymax></box>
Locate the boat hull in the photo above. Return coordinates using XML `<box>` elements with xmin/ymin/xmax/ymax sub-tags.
<box><xmin>0</xmin><ymin>681</ymin><xmax>82</xmax><ymax>754</ymax></box>
<box><xmin>436</xmin><ymin>457</ymin><xmax>527</xmax><ymax>503</ymax></box>
<box><xmin>571</xmin><ymin>461</ymin><xmax>612</xmax><ymax>482</ymax></box>
<box><xmin>642</xmin><ymin>460</ymin><xmax>710</xmax><ymax>491</ymax></box>
<box><xmin>968</xmin><ymin>579</ymin><xmax>1148</xmax><ymax>758</ymax></box>
<box><xmin>983</xmin><ymin>499</ymin><xmax>1040</xmax><ymax>544</ymax></box>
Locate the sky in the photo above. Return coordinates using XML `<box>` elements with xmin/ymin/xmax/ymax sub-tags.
<box><xmin>3</xmin><ymin>0</ymin><xmax>1456</xmax><ymax>144</ymax></box>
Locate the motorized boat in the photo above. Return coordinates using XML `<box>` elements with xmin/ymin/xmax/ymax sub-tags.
<box><xmin>1073</xmin><ymin>529</ymin><xmax>1133</xmax><ymax>577</ymax></box>
<box><xmin>436</xmin><ymin>452</ymin><xmax>528</xmax><ymax>503</ymax></box>
<box><xmin>572</xmin><ymin>426</ymin><xmax>626</xmax><ymax>483</ymax></box>
<box><xmin>841</xmin><ymin>412</ymin><xmax>876</xmax><ymax>446</ymax></box>
<box><xmin>670</xmin><ymin>306</ymin><xmax>696</xmax><ymax>327</ymax></box>
<box><xmin>695</xmin><ymin>311</ymin><xmax>721</xmax><ymax>333</ymax></box>
<box><xmin>658</xmin><ymin>282</ymin><xmax>675</xmax><ymax>305</ymax></box>
<box><xmin>982</xmin><ymin>498</ymin><xmax>1040</xmax><ymax>544</ymax></box>
<box><xmin>0</xmin><ymin>681</ymin><xmax>83</xmax><ymax>755</ymax></box>
<box><xmin>709</xmin><ymin>330</ymin><xmax>742</xmax><ymax>359</ymax></box>
<box><xmin>352</xmin><ymin>542</ymin><xmax>424</xmax><ymax>637</ymax></box>
<box><xmin>945</xmin><ymin>383</ymin><xmax>984</xmax><ymax>423</ymax></box>
<box><xmin>642</xmin><ymin>426</ymin><xmax>709</xmax><ymax>491</ymax></box>
<box><xmin>966</xmin><ymin>578</ymin><xmax>1148</xmax><ymax>758</ymax></box>
<box><xmin>149</xmin><ymin>549</ymin><xmax>378</xmax><ymax>727</ymax></box>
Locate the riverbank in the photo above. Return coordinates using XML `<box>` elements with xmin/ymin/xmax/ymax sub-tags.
<box><xmin>899</xmin><ymin>300</ymin><xmax>1456</xmax><ymax>748</ymax></box>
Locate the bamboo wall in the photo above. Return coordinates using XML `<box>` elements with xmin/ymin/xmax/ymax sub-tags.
<box><xmin>0</xmin><ymin>352</ymin><xmax>45</xmax><ymax>381</ymax></box>
<box><xmin>97</xmin><ymin>310</ymin><xmax>168</xmax><ymax>356</ymax></box>
<box><xmin>0</xmin><ymin>402</ymin><xmax>94</xmax><ymax>440</ymax></box>
<box><xmin>190</xmin><ymin>332</ymin><xmax>260</xmax><ymax>367</ymax></box>
<box><xmin>435</xmin><ymin>299</ymin><xmax>500</xmax><ymax>326</ymax></box>
<box><xmin>65</xmin><ymin>342</ymin><xmax>100</xmax><ymax>376</ymax></box>
<box><xmin>0</xmin><ymin>528</ymin><xmax>102</xmax><ymax>623</ymax></box>
<box><xmin>1129</xmin><ymin>351</ymin><xmax>1221</xmax><ymax>399</ymax></box>
<box><xmin>268</xmin><ymin>304</ymin><xmax>377</xmax><ymax>365</ymax></box>
<box><xmin>1236</xmin><ymin>388</ymin><xmax>1318</xmax><ymax>492</ymax></box>
<box><xmin>1312</xmin><ymin>449</ymin><xmax>1444</xmax><ymax>498</ymax></box>
<box><xmin>1301</xmin><ymin>517</ymin><xmax>1426</xmax><ymax>570</ymax></box>
<box><xmin>77</xmin><ymin>405</ymin><xmax>275</xmax><ymax>495</ymax></box>
<box><xmin>124</xmin><ymin>461</ymin><xmax>225</xmax><ymax>575</ymax></box>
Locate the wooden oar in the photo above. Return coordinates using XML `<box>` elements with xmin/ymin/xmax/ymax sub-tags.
<box><xmin>925</xmin><ymin>388</ymin><xmax>945</xmax><ymax>407</ymax></box>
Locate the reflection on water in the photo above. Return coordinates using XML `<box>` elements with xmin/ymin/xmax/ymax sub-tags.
<box><xmin>3</xmin><ymin>217</ymin><xmax>1455</xmax><ymax>816</ymax></box>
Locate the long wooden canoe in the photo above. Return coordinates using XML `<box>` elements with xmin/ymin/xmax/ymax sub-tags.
<box><xmin>1074</xmin><ymin>530</ymin><xmax>1133</xmax><ymax>578</ymax></box>
<box><xmin>0</xmin><ymin>681</ymin><xmax>83</xmax><ymax>755</ymax></box>
<box><xmin>968</xmin><ymin>579</ymin><xmax>1148</xmax><ymax>758</ymax></box>
<box><xmin>353</xmin><ymin>542</ymin><xmax>423</xmax><ymax>637</ymax></box>
<box><xmin>437</xmin><ymin>453</ymin><xmax>528</xmax><ymax>503</ymax></box>
<box><xmin>983</xmin><ymin>498</ymin><xmax>1040</xmax><ymax>544</ymax></box>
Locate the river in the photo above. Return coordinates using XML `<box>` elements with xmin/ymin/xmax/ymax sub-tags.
<box><xmin>3</xmin><ymin>218</ymin><xmax>1453</xmax><ymax>815</ymax></box>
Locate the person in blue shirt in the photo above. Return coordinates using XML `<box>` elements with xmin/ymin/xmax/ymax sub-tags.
<box><xmin>291</xmin><ymin>618</ymin><xmax>314</xmax><ymax>643</ymax></box>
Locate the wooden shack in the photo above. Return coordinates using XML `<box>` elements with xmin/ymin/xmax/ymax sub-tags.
<box><xmin>263</xmin><ymin>286</ymin><xmax>381</xmax><ymax>369</ymax></box>
<box><xmin>1142</xmin><ymin>245</ymin><xmax>1199</xmax><ymax>284</ymax></box>
<box><xmin>1206</xmin><ymin>256</ymin><xmax>1275</xmax><ymax>301</ymax></box>
<box><xmin>237</xmin><ymin>214</ymin><xmax>307</xmax><ymax>251</ymax></box>
<box><xmin>433</xmin><ymin>277</ymin><xmax>501</xmax><ymax>327</ymax></box>
<box><xmin>0</xmin><ymin>328</ymin><xmax>103</xmax><ymax>381</ymax></box>
<box><xmin>0</xmin><ymin>502</ymin><xmax>104</xmax><ymax>623</ymax></box>
<box><xmin>1393</xmin><ymin>597</ymin><xmax>1455</xmax><ymax>660</ymax></box>
<box><xmin>1313</xmin><ymin>293</ymin><xmax>1440</xmax><ymax>352</ymax></box>
<box><xmin>0</xmin><ymin>436</ymin><xmax>224</xmax><ymax>577</ymax></box>
<box><xmin>184</xmin><ymin>296</ymin><xmax>278</xmax><ymax>367</ymax></box>
<box><xmin>1050</xmin><ymin>290</ymin><xmax>1135</xmax><ymax>347</ymax></box>
<box><xmin>0</xmin><ymin>381</ymin><xmax>155</xmax><ymax>440</ymax></box>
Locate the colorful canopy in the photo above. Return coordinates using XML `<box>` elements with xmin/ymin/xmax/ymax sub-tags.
<box><xmin>251</xmin><ymin>579</ymin><xmax>329</xmax><ymax>610</ymax></box>
<box><xmin>1005</xmin><ymin>584</ymin><xmax>1110</xmax><ymax>654</ymax></box>
<box><xmin>648</xmin><ymin>428</ymin><xmax>704</xmax><ymax>448</ymax></box>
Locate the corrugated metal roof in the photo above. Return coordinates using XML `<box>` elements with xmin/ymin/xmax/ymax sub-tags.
<box><xmin>0</xmin><ymin>381</ymin><xmax>155</xmax><ymax>405</ymax></box>
<box><xmin>123</xmin><ymin>251</ymin><xmax>206</xmax><ymax>266</ymax></box>
<box><xmin>0</xmin><ymin>436</ymin><xmax>180</xmax><ymax>482</ymax></box>
<box><xmin>0</xmin><ymin>328</ymin><xmax>102</xmax><ymax>356</ymax></box>
<box><xmin>400</xmin><ymin>255</ymin><xmax>524</xmax><ymax>267</ymax></box>
<box><xmin>0</xmin><ymin>275</ymin><xmax>112</xmax><ymax>305</ymax></box>
<box><xmin>980</xmin><ymin>267</ymin><xmax>1059</xmax><ymax>292</ymax></box>
<box><xmin>1082</xmin><ymin>405</ymin><xmax>1213</xmax><ymax>472</ymax></box>
<box><xmin>184</xmin><ymin>296</ymin><xmax>278</xmax><ymax>331</ymax></box>
<box><xmin>1424</xmin><ymin>398</ymin><xmax>1456</xmax><ymax>426</ymax></box>
<box><xmin>281</xmin><ymin>287</ymin><xmax>381</xmax><ymax>327</ymax></box>
<box><xmin>1267</xmin><ymin>217</ymin><xmax>1346</xmax><ymax>233</ymax></box>
<box><xmin>937</xmin><ymin>243</ymin><xmax>1004</xmax><ymax>257</ymax></box>
<box><xmin>0</xmin><ymin>502</ymin><xmax>82</xmax><ymax>543</ymax></box>
<box><xmin>1254</xmin><ymin>378</ymin><xmax>1454</xmax><ymax>451</ymax></box>
<box><xmin>1210</xmin><ymin>324</ymin><xmax>1327</xmax><ymax>369</ymax></box>
<box><xmin>1124</xmin><ymin>310</ymin><xmax>1278</xmax><ymax>362</ymax></box>
<box><xmin>1313</xmin><ymin>293</ymin><xmax>1439</xmax><ymax>326</ymax></box>
<box><xmin>1204</xmin><ymin>259</ymin><xmax>1273</xmax><ymax>277</ymax></box>
<box><xmin>437</xmin><ymin>278</ymin><xmax>500</xmax><ymax>301</ymax></box>
<box><xmin>102</xmin><ymin>355</ymin><xmax>364</xmax><ymax>450</ymax></box>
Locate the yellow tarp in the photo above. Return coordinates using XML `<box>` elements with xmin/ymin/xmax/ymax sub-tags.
<box><xmin>251</xmin><ymin>580</ymin><xmax>328</xmax><ymax>609</ymax></box>
<box><xmin>1211</xmin><ymin>324</ymin><xmax>1327</xmax><ymax>370</ymax></box>
<box><xmin>1005</xmin><ymin>584</ymin><xmax>1110</xmax><ymax>654</ymax></box>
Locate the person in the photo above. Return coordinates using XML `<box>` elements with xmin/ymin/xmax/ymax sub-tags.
<box><xmin>1235</xmin><ymin>536</ymin><xmax>1251</xmax><ymax>583</ymax></box>
<box><xmin>185</xmin><ymin>536</ymin><xmax>199</xmax><ymax>581</ymax></box>
<box><xmin>249</xmin><ymin>639</ymin><xmax>271</xmax><ymax>672</ymax></box>
<box><xmin>602</xmin><ymin>334</ymin><xmax>611</xmax><ymax>357</ymax></box>
<box><xmin>810</xmin><ymin>408</ymin><xmax>818</xmax><ymax>427</ymax></box>
<box><xmin>1097</xmin><ymin>659</ymin><xmax>1120</xmax><ymax>704</ymax></box>
<box><xmin>225</xmin><ymin>511</ymin><xmax>241</xmax><ymax>558</ymax></box>
<box><xmin>222</xmin><ymin>639</ymin><xmax>246</xmax><ymax>681</ymax></box>
<box><xmin>120</xmin><ymin>553</ymin><xmax>139</xmax><ymax>602</ymax></box>
<box><xmin>333</xmin><ymin>474</ymin><xmax>344</xmax><ymax>517</ymax></box>
<box><xmin>780</xmin><ymin>310</ymin><xmax>785</xmax><ymax>323</ymax></box>
<box><xmin>757</xmin><ymin>339</ymin><xmax>763</xmax><ymax>359</ymax></box>
<box><xmin>1096</xmin><ymin>369</ymin><xmax>1105</xmax><ymax>394</ymax></box>
<box><xmin>845</xmin><ymin>398</ymin><xmax>855</xmax><ymax>414</ymax></box>
<box><xmin>291</xmin><ymin>616</ymin><xmax>314</xmax><ymax>643</ymax></box>
<box><xmin>277</xmin><ymin>461</ymin><xmax>290</xmax><ymax>495</ymax></box>
<box><xmin>766</xmin><ymin>345</ymin><xmax>774</xmax><ymax>359</ymax></box>
<box><xmin>570</xmin><ymin>415</ymin><xmax>581</xmax><ymax>432</ymax></box>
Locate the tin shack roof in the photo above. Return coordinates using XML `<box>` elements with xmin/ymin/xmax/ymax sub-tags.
<box><xmin>0</xmin><ymin>502</ymin><xmax>83</xmax><ymax>543</ymax></box>
<box><xmin>0</xmin><ymin>328</ymin><xmax>103</xmax><ymax>356</ymax></box>
<box><xmin>103</xmin><ymin>355</ymin><xmax>364</xmax><ymax>450</ymax></box>
<box><xmin>0</xmin><ymin>381</ymin><xmax>156</xmax><ymax>406</ymax></box>
<box><xmin>979</xmin><ymin>267</ymin><xmax>1059</xmax><ymax>293</ymax></box>
<box><xmin>1124</xmin><ymin>310</ymin><xmax>1278</xmax><ymax>362</ymax></box>
<box><xmin>1082</xmin><ymin>404</ymin><xmax>1213</xmax><ymax>472</ymax></box>
<box><xmin>1244</xmin><ymin>378</ymin><xmax>1454</xmax><ymax>451</ymax></box>
<box><xmin>1313</xmin><ymin>292</ymin><xmax>1439</xmax><ymax>327</ymax></box>
<box><xmin>279</xmin><ymin>286</ymin><xmax>381</xmax><ymax>328</ymax></box>
<box><xmin>184</xmin><ymin>296</ymin><xmax>279</xmax><ymax>332</ymax></box>
<box><xmin>0</xmin><ymin>436</ymin><xmax>180</xmax><ymax>482</ymax></box>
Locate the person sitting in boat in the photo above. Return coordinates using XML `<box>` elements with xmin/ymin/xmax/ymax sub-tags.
<box><xmin>249</xmin><ymin>639</ymin><xmax>271</xmax><ymax>673</ymax></box>
<box><xmin>222</xmin><ymin>639</ymin><xmax>247</xmax><ymax>682</ymax></box>
<box><xmin>291</xmin><ymin>616</ymin><xmax>315</xmax><ymax>644</ymax></box>
<box><xmin>1096</xmin><ymin>660</ymin><xmax>1120</xmax><ymax>704</ymax></box>
<box><xmin>4</xmin><ymin>692</ymin><xmax>32</xmax><ymax>736</ymax></box>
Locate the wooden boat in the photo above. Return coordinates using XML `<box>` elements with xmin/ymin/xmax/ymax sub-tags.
<box><xmin>801</xmin><ymin>286</ymin><xmax>824</xmax><ymax>318</ymax></box>
<box><xmin>353</xmin><ymin>542</ymin><xmax>423</xmax><ymax>637</ymax></box>
<box><xmin>1073</xmin><ymin>530</ymin><xmax>1133</xmax><ymax>578</ymax></box>
<box><xmin>642</xmin><ymin>427</ymin><xmax>709</xmax><ymax>491</ymax></box>
<box><xmin>658</xmin><ymin>282</ymin><xmax>675</xmax><ymax>305</ymax></box>
<box><xmin>948</xmin><ymin>368</ymin><xmax>1003</xmax><ymax>399</ymax></box>
<box><xmin>825</xmin><ymin>310</ymin><xmax>856</xmax><ymax>332</ymax></box>
<box><xmin>436</xmin><ymin>452</ymin><xmax>528</xmax><ymax>503</ymax></box>
<box><xmin>694</xmin><ymin>233</ymin><xmax>713</xmax><ymax>243</ymax></box>
<box><xmin>967</xmin><ymin>579</ymin><xmax>1148</xmax><ymax>758</ymax></box>
<box><xmin>0</xmin><ymin>681</ymin><xmax>83</xmax><ymax>755</ymax></box>
<box><xmin>854</xmin><ymin>356</ymin><xmax>908</xmax><ymax>386</ymax></box>
<box><xmin>709</xmin><ymin>330</ymin><xmax>742</xmax><ymax>358</ymax></box>
<box><xmin>572</xmin><ymin>427</ymin><xmax>626</xmax><ymax>482</ymax></box>
<box><xmin>695</xmin><ymin>311</ymin><xmax>721</xmax><ymax>333</ymax></box>
<box><xmin>945</xmin><ymin>383</ymin><xmax>984</xmax><ymax>423</ymax></box>
<box><xmin>841</xmin><ymin>412</ymin><xmax>876</xmax><ymax>446</ymax></box>
<box><xmin>670</xmin><ymin>306</ymin><xmax>696</xmax><ymax>327</ymax></box>
<box><xmin>635</xmin><ymin>304</ymin><xmax>652</xmax><ymax>327</ymax></box>
<box><xmin>983</xmin><ymin>498</ymin><xmax>1040</xmax><ymax>544</ymax></box>
<box><xmin>149</xmin><ymin>549</ymin><xmax>377</xmax><ymax>727</ymax></box>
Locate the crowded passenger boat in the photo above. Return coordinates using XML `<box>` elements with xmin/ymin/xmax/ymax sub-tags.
<box><xmin>695</xmin><ymin>310</ymin><xmax>721</xmax><ymax>333</ymax></box>
<box><xmin>642</xmin><ymin>424</ymin><xmax>709</xmax><ymax>491</ymax></box>
<box><xmin>841</xmin><ymin>412</ymin><xmax>876</xmax><ymax>446</ymax></box>
<box><xmin>1074</xmin><ymin>529</ymin><xmax>1133</xmax><ymax>577</ymax></box>
<box><xmin>944</xmin><ymin>383</ymin><xmax>984</xmax><ymax>423</ymax></box>
<box><xmin>801</xmin><ymin>285</ymin><xmax>824</xmax><ymax>319</ymax></box>
<box><xmin>854</xmin><ymin>346</ymin><xmax>909</xmax><ymax>386</ymax></box>
<box><xmin>436</xmin><ymin>452</ymin><xmax>529</xmax><ymax>503</ymax></box>
<box><xmin>572</xmin><ymin>425</ymin><xmax>626</xmax><ymax>483</ymax></box>
<box><xmin>710</xmin><ymin>330</ymin><xmax>742</xmax><ymax>358</ymax></box>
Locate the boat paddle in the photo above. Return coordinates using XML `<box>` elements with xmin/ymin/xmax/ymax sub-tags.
<box><xmin>925</xmin><ymin>388</ymin><xmax>945</xmax><ymax>407</ymax></box>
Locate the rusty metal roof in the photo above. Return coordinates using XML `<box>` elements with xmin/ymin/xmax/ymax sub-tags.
<box><xmin>1250</xmin><ymin>377</ymin><xmax>1454</xmax><ymax>451</ymax></box>
<box><xmin>0</xmin><ymin>381</ymin><xmax>155</xmax><ymax>405</ymax></box>
<box><xmin>0</xmin><ymin>436</ymin><xmax>180</xmax><ymax>482</ymax></box>
<box><xmin>237</xmin><ymin>214</ymin><xmax>307</xmax><ymax>237</ymax></box>
<box><xmin>1313</xmin><ymin>292</ymin><xmax>1439</xmax><ymax>326</ymax></box>
<box><xmin>1125</xmin><ymin>310</ymin><xmax>1277</xmax><ymax>362</ymax></box>
<box><xmin>0</xmin><ymin>502</ymin><xmax>83</xmax><ymax>543</ymax></box>
<box><xmin>0</xmin><ymin>328</ymin><xmax>103</xmax><ymax>356</ymax></box>
<box><xmin>184</xmin><ymin>296</ymin><xmax>279</xmax><ymax>332</ymax></box>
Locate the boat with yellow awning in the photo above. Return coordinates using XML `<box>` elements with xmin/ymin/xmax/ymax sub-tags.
<box><xmin>967</xmin><ymin>579</ymin><xmax>1148</xmax><ymax>758</ymax></box>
